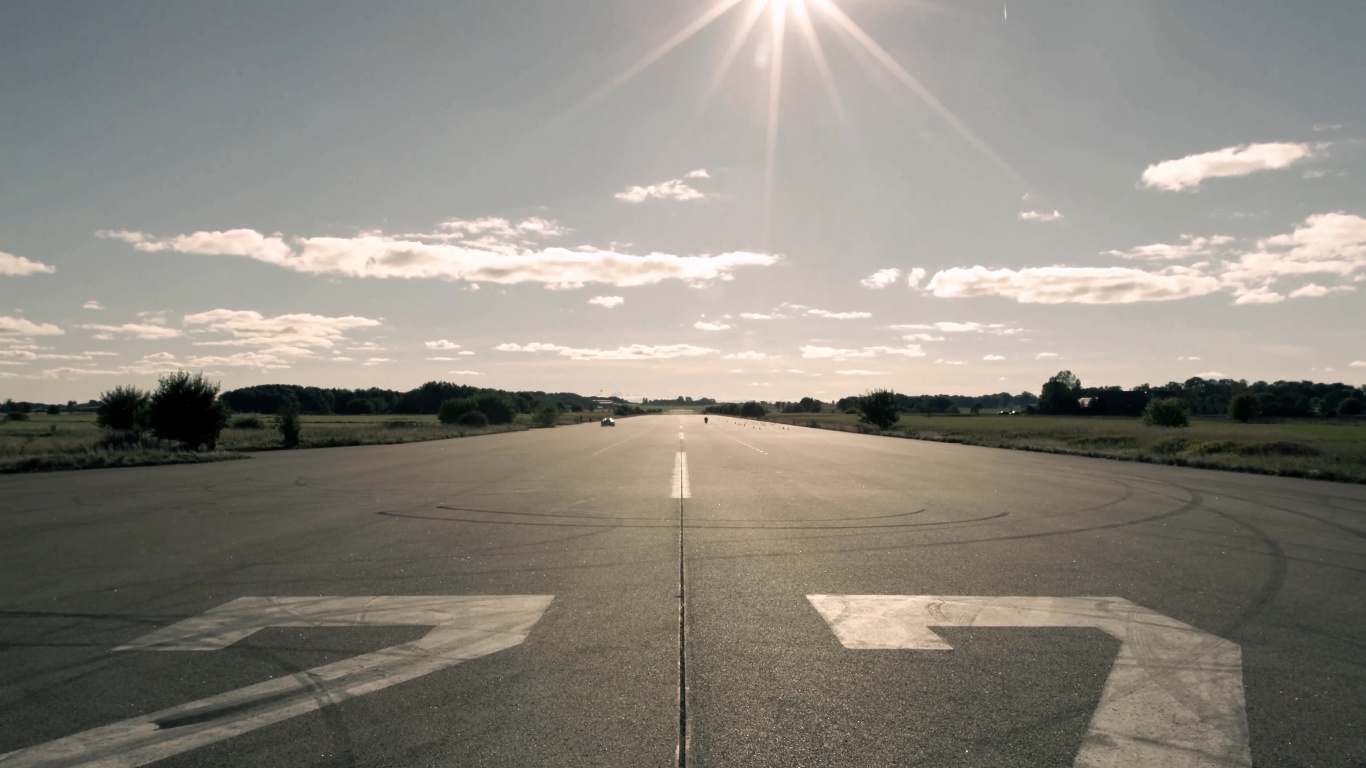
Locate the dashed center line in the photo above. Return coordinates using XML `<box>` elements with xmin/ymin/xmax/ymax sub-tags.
<box><xmin>672</xmin><ymin>451</ymin><xmax>691</xmax><ymax>499</ymax></box>
<box><xmin>719</xmin><ymin>432</ymin><xmax>767</xmax><ymax>455</ymax></box>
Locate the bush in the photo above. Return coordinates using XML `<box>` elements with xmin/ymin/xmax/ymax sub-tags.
<box><xmin>1229</xmin><ymin>394</ymin><xmax>1256</xmax><ymax>423</ymax></box>
<box><xmin>46</xmin><ymin>404</ymin><xmax>61</xmax><ymax>415</ymax></box>
<box><xmin>147</xmin><ymin>371</ymin><xmax>230</xmax><ymax>451</ymax></box>
<box><xmin>1339</xmin><ymin>397</ymin><xmax>1364</xmax><ymax>417</ymax></box>
<box><xmin>473</xmin><ymin>392</ymin><xmax>517</xmax><ymax>425</ymax></box>
<box><xmin>1142</xmin><ymin>397</ymin><xmax>1190</xmax><ymax>428</ymax></box>
<box><xmin>344</xmin><ymin>398</ymin><xmax>377</xmax><ymax>415</ymax></box>
<box><xmin>275</xmin><ymin>401</ymin><xmax>301</xmax><ymax>448</ymax></box>
<box><xmin>531</xmin><ymin>401</ymin><xmax>561</xmax><ymax>428</ymax></box>
<box><xmin>439</xmin><ymin>397</ymin><xmax>477</xmax><ymax>425</ymax></box>
<box><xmin>6</xmin><ymin>411</ymin><xmax>29</xmax><ymax>422</ymax></box>
<box><xmin>457</xmin><ymin>410</ymin><xmax>489</xmax><ymax>428</ymax></box>
<box><xmin>858</xmin><ymin>389</ymin><xmax>900</xmax><ymax>430</ymax></box>
<box><xmin>96</xmin><ymin>385</ymin><xmax>150</xmax><ymax>432</ymax></box>
<box><xmin>739</xmin><ymin>401</ymin><xmax>768</xmax><ymax>418</ymax></box>
<box><xmin>231</xmin><ymin>415</ymin><xmax>266</xmax><ymax>429</ymax></box>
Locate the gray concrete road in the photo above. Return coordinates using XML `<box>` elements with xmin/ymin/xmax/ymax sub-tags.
<box><xmin>1</xmin><ymin>414</ymin><xmax>1363</xmax><ymax>766</ymax></box>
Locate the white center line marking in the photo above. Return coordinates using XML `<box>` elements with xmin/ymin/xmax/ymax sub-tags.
<box><xmin>672</xmin><ymin>451</ymin><xmax>691</xmax><ymax>499</ymax></box>
<box><xmin>719</xmin><ymin>431</ymin><xmax>767</xmax><ymax>455</ymax></box>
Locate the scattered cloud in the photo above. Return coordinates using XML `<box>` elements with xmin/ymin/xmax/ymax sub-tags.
<box><xmin>1222</xmin><ymin>213</ymin><xmax>1366</xmax><ymax>293</ymax></box>
<box><xmin>448</xmin><ymin>370</ymin><xmax>484</xmax><ymax>376</ymax></box>
<box><xmin>0</xmin><ymin>251</ymin><xmax>56</xmax><ymax>276</ymax></box>
<box><xmin>835</xmin><ymin>370</ymin><xmax>888</xmax><ymax>376</ymax></box>
<box><xmin>739</xmin><ymin>312</ymin><xmax>776</xmax><ymax>320</ymax></box>
<box><xmin>427</xmin><ymin>356</ymin><xmax>457</xmax><ymax>361</ymax></box>
<box><xmin>1349</xmin><ymin>361</ymin><xmax>1366</xmax><ymax>368</ymax></box>
<box><xmin>860</xmin><ymin>268</ymin><xmax>901</xmax><ymax>289</ymax></box>
<box><xmin>1178</xmin><ymin>356</ymin><xmax>1201</xmax><ymax>361</ymax></box>
<box><xmin>495</xmin><ymin>342</ymin><xmax>716</xmax><ymax>361</ymax></box>
<box><xmin>1232</xmin><ymin>287</ymin><xmax>1285</xmax><ymax>305</ymax></box>
<box><xmin>1141</xmin><ymin>142</ymin><xmax>1318</xmax><ymax>191</ymax></box>
<box><xmin>0</xmin><ymin>316</ymin><xmax>63</xmax><ymax>337</ymax></box>
<box><xmin>82</xmin><ymin>323</ymin><xmax>182</xmax><ymax>340</ymax></box>
<box><xmin>99</xmin><ymin>219</ymin><xmax>776</xmax><ymax>289</ymax></box>
<box><xmin>1195</xmin><ymin>371</ymin><xmax>1228</xmax><ymax>379</ymax></box>
<box><xmin>921</xmin><ymin>265</ymin><xmax>1222</xmax><ymax>304</ymax></box>
<box><xmin>588</xmin><ymin>295</ymin><xmax>625</xmax><ymax>309</ymax></box>
<box><xmin>1313</xmin><ymin>124</ymin><xmax>1345</xmax><ymax>132</ymax></box>
<box><xmin>1036</xmin><ymin>352</ymin><xmax>1059</xmax><ymax>359</ymax></box>
<box><xmin>1105</xmin><ymin>235</ymin><xmax>1234</xmax><ymax>261</ymax></box>
<box><xmin>361</xmin><ymin>358</ymin><xmax>394</xmax><ymax>366</ymax></box>
<box><xmin>723</xmin><ymin>351</ymin><xmax>768</xmax><ymax>360</ymax></box>
<box><xmin>694</xmin><ymin>321</ymin><xmax>732</xmax><ymax>331</ymax></box>
<box><xmin>83</xmin><ymin>300</ymin><xmax>104</xmax><ymax>310</ymax></box>
<box><xmin>983</xmin><ymin>354</ymin><xmax>1005</xmax><ymax>361</ymax></box>
<box><xmin>806</xmin><ymin>308</ymin><xmax>872</xmax><ymax>320</ymax></box>
<box><xmin>901</xmin><ymin>333</ymin><xmax>946</xmax><ymax>342</ymax></box>
<box><xmin>186</xmin><ymin>310</ymin><xmax>380</xmax><ymax>351</ymax></box>
<box><xmin>1019</xmin><ymin>210</ymin><xmax>1064</xmax><ymax>222</ymax></box>
<box><xmin>800</xmin><ymin>344</ymin><xmax>925</xmax><ymax>360</ymax></box>
<box><xmin>1289</xmin><ymin>283</ymin><xmax>1355</xmax><ymax>299</ymax></box>
<box><xmin>934</xmin><ymin>359</ymin><xmax>966</xmax><ymax>365</ymax></box>
<box><xmin>615</xmin><ymin>170</ymin><xmax>710</xmax><ymax>203</ymax></box>
<box><xmin>458</xmin><ymin>350</ymin><xmax>475</xmax><ymax>356</ymax></box>
<box><xmin>906</xmin><ymin>268</ymin><xmax>927</xmax><ymax>289</ymax></box>
<box><xmin>425</xmin><ymin>340</ymin><xmax>461</xmax><ymax>350</ymax></box>
<box><xmin>891</xmin><ymin>322</ymin><xmax>1024</xmax><ymax>335</ymax></box>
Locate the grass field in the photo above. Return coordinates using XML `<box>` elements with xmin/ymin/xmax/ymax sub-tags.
<box><xmin>0</xmin><ymin>410</ymin><xmax>604</xmax><ymax>474</ymax></box>
<box><xmin>764</xmin><ymin>411</ymin><xmax>1366</xmax><ymax>484</ymax></box>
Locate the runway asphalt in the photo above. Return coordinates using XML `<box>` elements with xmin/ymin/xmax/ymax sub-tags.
<box><xmin>1</xmin><ymin>413</ymin><xmax>1363</xmax><ymax>767</ymax></box>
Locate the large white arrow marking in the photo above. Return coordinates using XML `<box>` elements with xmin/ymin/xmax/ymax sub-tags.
<box><xmin>807</xmin><ymin>595</ymin><xmax>1250</xmax><ymax>768</ymax></box>
<box><xmin>1</xmin><ymin>595</ymin><xmax>554</xmax><ymax>768</ymax></box>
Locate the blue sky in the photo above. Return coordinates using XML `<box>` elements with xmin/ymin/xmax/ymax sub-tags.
<box><xmin>3</xmin><ymin>0</ymin><xmax>1364</xmax><ymax>402</ymax></box>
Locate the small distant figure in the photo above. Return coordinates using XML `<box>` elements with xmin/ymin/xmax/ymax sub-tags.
<box><xmin>704</xmin><ymin>416</ymin><xmax>709</xmax><ymax>424</ymax></box>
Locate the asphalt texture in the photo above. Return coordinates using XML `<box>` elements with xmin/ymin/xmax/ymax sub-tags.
<box><xmin>0</xmin><ymin>414</ymin><xmax>1363</xmax><ymax>767</ymax></box>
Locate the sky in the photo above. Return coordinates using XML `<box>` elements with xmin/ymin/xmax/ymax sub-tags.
<box><xmin>2</xmin><ymin>0</ymin><xmax>1364</xmax><ymax>403</ymax></box>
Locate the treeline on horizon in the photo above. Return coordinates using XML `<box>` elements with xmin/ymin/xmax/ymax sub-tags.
<box><xmin>216</xmin><ymin>382</ymin><xmax>624</xmax><ymax>416</ymax></box>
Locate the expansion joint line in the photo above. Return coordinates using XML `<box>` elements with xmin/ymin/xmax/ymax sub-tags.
<box><xmin>676</xmin><ymin>428</ymin><xmax>689</xmax><ymax>768</ymax></box>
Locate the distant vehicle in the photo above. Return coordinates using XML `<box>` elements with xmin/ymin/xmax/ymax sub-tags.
<box><xmin>601</xmin><ymin>418</ymin><xmax>615</xmax><ymax>427</ymax></box>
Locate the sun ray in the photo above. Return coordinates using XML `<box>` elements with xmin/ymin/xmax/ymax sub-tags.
<box><xmin>697</xmin><ymin>0</ymin><xmax>771</xmax><ymax>112</ymax></box>
<box><xmin>568</xmin><ymin>0</ymin><xmax>747</xmax><ymax>116</ymax></box>
<box><xmin>788</xmin><ymin>0</ymin><xmax>847</xmax><ymax>125</ymax></box>
<box><xmin>761</xmin><ymin>0</ymin><xmax>790</xmax><ymax>249</ymax></box>
<box><xmin>808</xmin><ymin>0</ymin><xmax>1032</xmax><ymax>191</ymax></box>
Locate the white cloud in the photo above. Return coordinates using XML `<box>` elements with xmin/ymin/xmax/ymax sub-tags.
<box><xmin>615</xmin><ymin>171</ymin><xmax>710</xmax><ymax>203</ymax></box>
<box><xmin>800</xmin><ymin>344</ymin><xmax>925</xmax><ymax>360</ymax></box>
<box><xmin>891</xmin><ymin>322</ymin><xmax>1024</xmax><ymax>335</ymax></box>
<box><xmin>934</xmin><ymin>359</ymin><xmax>966</xmax><ymax>365</ymax></box>
<box><xmin>729</xmin><ymin>368</ymin><xmax>744</xmax><ymax>373</ymax></box>
<box><xmin>739</xmin><ymin>312</ymin><xmax>776</xmax><ymax>320</ymax></box>
<box><xmin>361</xmin><ymin>358</ymin><xmax>394</xmax><ymax>366</ymax></box>
<box><xmin>901</xmin><ymin>333</ymin><xmax>946</xmax><ymax>342</ymax></box>
<box><xmin>787</xmin><ymin>369</ymin><xmax>805</xmax><ymax>374</ymax></box>
<box><xmin>835</xmin><ymin>370</ymin><xmax>888</xmax><ymax>376</ymax></box>
<box><xmin>1224</xmin><ymin>213</ymin><xmax>1366</xmax><ymax>287</ymax></box>
<box><xmin>588</xmin><ymin>296</ymin><xmax>625</xmax><ymax>309</ymax></box>
<box><xmin>447</xmin><ymin>370</ymin><xmax>484</xmax><ymax>376</ymax></box>
<box><xmin>694</xmin><ymin>321</ymin><xmax>732</xmax><ymax>331</ymax></box>
<box><xmin>1036</xmin><ymin>352</ymin><xmax>1059</xmax><ymax>359</ymax></box>
<box><xmin>185</xmin><ymin>310</ymin><xmax>379</xmax><ymax>351</ymax></box>
<box><xmin>1019</xmin><ymin>210</ymin><xmax>1064</xmax><ymax>222</ymax></box>
<box><xmin>860</xmin><ymin>268</ymin><xmax>901</xmax><ymax>289</ymax></box>
<box><xmin>1106</xmin><ymin>235</ymin><xmax>1234</xmax><ymax>261</ymax></box>
<box><xmin>83</xmin><ymin>300</ymin><xmax>104</xmax><ymax>310</ymax></box>
<box><xmin>0</xmin><ymin>251</ymin><xmax>56</xmax><ymax>276</ymax></box>
<box><xmin>1349</xmin><ymin>361</ymin><xmax>1366</xmax><ymax>368</ymax></box>
<box><xmin>0</xmin><ymin>316</ymin><xmax>63</xmax><ymax>336</ymax></box>
<box><xmin>99</xmin><ymin>220</ymin><xmax>776</xmax><ymax>289</ymax></box>
<box><xmin>458</xmin><ymin>350</ymin><xmax>475</xmax><ymax>356</ymax></box>
<box><xmin>1313</xmin><ymin>124</ymin><xmax>1345</xmax><ymax>132</ymax></box>
<box><xmin>1195</xmin><ymin>371</ymin><xmax>1228</xmax><ymax>379</ymax></box>
<box><xmin>924</xmin><ymin>265</ymin><xmax>1222</xmax><ymax>304</ymax></box>
<box><xmin>1178</xmin><ymin>356</ymin><xmax>1201</xmax><ymax>361</ymax></box>
<box><xmin>1141</xmin><ymin>142</ymin><xmax>1318</xmax><ymax>191</ymax></box>
<box><xmin>983</xmin><ymin>354</ymin><xmax>1005</xmax><ymax>361</ymax></box>
<box><xmin>425</xmin><ymin>340</ymin><xmax>461</xmax><ymax>350</ymax></box>
<box><xmin>1289</xmin><ymin>283</ymin><xmax>1355</xmax><ymax>299</ymax></box>
<box><xmin>807</xmin><ymin>308</ymin><xmax>872</xmax><ymax>320</ymax></box>
<box><xmin>82</xmin><ymin>323</ymin><xmax>181</xmax><ymax>340</ymax></box>
<box><xmin>1233</xmin><ymin>287</ymin><xmax>1285</xmax><ymax>305</ymax></box>
<box><xmin>332</xmin><ymin>356</ymin><xmax>354</xmax><ymax>362</ymax></box>
<box><xmin>495</xmin><ymin>342</ymin><xmax>715</xmax><ymax>361</ymax></box>
<box><xmin>906</xmin><ymin>268</ymin><xmax>927</xmax><ymax>288</ymax></box>
<box><xmin>723</xmin><ymin>351</ymin><xmax>768</xmax><ymax>360</ymax></box>
<box><xmin>427</xmin><ymin>357</ymin><xmax>457</xmax><ymax>361</ymax></box>
<box><xmin>183</xmin><ymin>351</ymin><xmax>293</xmax><ymax>370</ymax></box>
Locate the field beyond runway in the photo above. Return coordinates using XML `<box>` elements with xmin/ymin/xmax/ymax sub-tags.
<box><xmin>1</xmin><ymin>414</ymin><xmax>1363</xmax><ymax>766</ymax></box>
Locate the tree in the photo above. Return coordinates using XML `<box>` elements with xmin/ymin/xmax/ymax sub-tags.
<box><xmin>1038</xmin><ymin>371</ymin><xmax>1082</xmax><ymax>414</ymax></box>
<box><xmin>438</xmin><ymin>397</ymin><xmax>477</xmax><ymax>424</ymax></box>
<box><xmin>66</xmin><ymin>400</ymin><xmax>77</xmax><ymax>413</ymax></box>
<box><xmin>858</xmin><ymin>389</ymin><xmax>900</xmax><ymax>430</ymax></box>
<box><xmin>1143</xmin><ymin>397</ymin><xmax>1190</xmax><ymax>428</ymax></box>
<box><xmin>1229</xmin><ymin>394</ymin><xmax>1256</xmax><ymax>423</ymax></box>
<box><xmin>46</xmin><ymin>404</ymin><xmax>61</xmax><ymax>415</ymax></box>
<box><xmin>570</xmin><ymin>403</ymin><xmax>583</xmax><ymax>413</ymax></box>
<box><xmin>275</xmin><ymin>400</ymin><xmax>302</xmax><ymax>448</ymax></box>
<box><xmin>970</xmin><ymin>403</ymin><xmax>982</xmax><ymax>416</ymax></box>
<box><xmin>473</xmin><ymin>392</ymin><xmax>517</xmax><ymax>425</ymax></box>
<box><xmin>457</xmin><ymin>410</ymin><xmax>489</xmax><ymax>427</ymax></box>
<box><xmin>96</xmin><ymin>385</ymin><xmax>151</xmax><ymax>432</ymax></box>
<box><xmin>739</xmin><ymin>401</ymin><xmax>767</xmax><ymax>418</ymax></box>
<box><xmin>531</xmin><ymin>401</ymin><xmax>561</xmax><ymax>428</ymax></box>
<box><xmin>147</xmin><ymin>371</ymin><xmax>230</xmax><ymax>450</ymax></box>
<box><xmin>1339</xmin><ymin>397</ymin><xmax>1364</xmax><ymax>417</ymax></box>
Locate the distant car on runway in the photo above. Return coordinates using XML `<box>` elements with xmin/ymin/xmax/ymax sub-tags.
<box><xmin>601</xmin><ymin>417</ymin><xmax>615</xmax><ymax>426</ymax></box>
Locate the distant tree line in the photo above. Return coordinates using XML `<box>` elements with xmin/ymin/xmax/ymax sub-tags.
<box><xmin>1035</xmin><ymin>371</ymin><xmax>1365</xmax><ymax>419</ymax></box>
<box><xmin>217</xmin><ymin>382</ymin><xmax>621</xmax><ymax>416</ymax></box>
<box><xmin>642</xmin><ymin>396</ymin><xmax>718</xmax><ymax>406</ymax></box>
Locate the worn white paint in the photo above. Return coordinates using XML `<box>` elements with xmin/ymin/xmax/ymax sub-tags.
<box><xmin>1</xmin><ymin>595</ymin><xmax>553</xmax><ymax>768</ymax></box>
<box><xmin>721</xmin><ymin>432</ymin><xmax>766</xmax><ymax>455</ymax></box>
<box><xmin>807</xmin><ymin>595</ymin><xmax>1250</xmax><ymax>768</ymax></box>
<box><xmin>672</xmin><ymin>451</ymin><xmax>691</xmax><ymax>499</ymax></box>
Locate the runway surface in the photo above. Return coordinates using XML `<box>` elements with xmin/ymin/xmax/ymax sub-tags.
<box><xmin>1</xmin><ymin>414</ymin><xmax>1363</xmax><ymax>767</ymax></box>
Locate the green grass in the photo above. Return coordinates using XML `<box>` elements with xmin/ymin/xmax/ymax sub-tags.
<box><xmin>764</xmin><ymin>412</ymin><xmax>1366</xmax><ymax>484</ymax></box>
<box><xmin>0</xmin><ymin>409</ymin><xmax>611</xmax><ymax>474</ymax></box>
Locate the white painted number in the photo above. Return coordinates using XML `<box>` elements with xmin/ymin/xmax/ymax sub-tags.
<box><xmin>0</xmin><ymin>595</ymin><xmax>553</xmax><ymax>768</ymax></box>
<box><xmin>808</xmin><ymin>595</ymin><xmax>1249</xmax><ymax>768</ymax></box>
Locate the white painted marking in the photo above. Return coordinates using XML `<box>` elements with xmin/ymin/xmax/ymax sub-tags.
<box><xmin>671</xmin><ymin>451</ymin><xmax>691</xmax><ymax>499</ymax></box>
<box><xmin>807</xmin><ymin>595</ymin><xmax>1249</xmax><ymax>768</ymax></box>
<box><xmin>720</xmin><ymin>432</ymin><xmax>766</xmax><ymax>455</ymax></box>
<box><xmin>593</xmin><ymin>432</ymin><xmax>642</xmax><ymax>455</ymax></box>
<box><xmin>1</xmin><ymin>595</ymin><xmax>553</xmax><ymax>768</ymax></box>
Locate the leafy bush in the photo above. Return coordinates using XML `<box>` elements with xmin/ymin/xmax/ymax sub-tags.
<box><xmin>97</xmin><ymin>385</ymin><xmax>150</xmax><ymax>432</ymax></box>
<box><xmin>1142</xmin><ymin>398</ymin><xmax>1190</xmax><ymax>428</ymax></box>
<box><xmin>1229</xmin><ymin>394</ymin><xmax>1256</xmax><ymax>423</ymax></box>
<box><xmin>531</xmin><ymin>401</ymin><xmax>561</xmax><ymax>428</ymax></box>
<box><xmin>439</xmin><ymin>397</ymin><xmax>477</xmax><ymax>425</ymax></box>
<box><xmin>473</xmin><ymin>392</ymin><xmax>517</xmax><ymax>425</ymax></box>
<box><xmin>344</xmin><ymin>398</ymin><xmax>377</xmax><ymax>415</ymax></box>
<box><xmin>147</xmin><ymin>371</ymin><xmax>230</xmax><ymax>451</ymax></box>
<box><xmin>46</xmin><ymin>404</ymin><xmax>61</xmax><ymax>415</ymax></box>
<box><xmin>231</xmin><ymin>415</ymin><xmax>266</xmax><ymax>429</ymax></box>
<box><xmin>275</xmin><ymin>401</ymin><xmax>301</xmax><ymax>448</ymax></box>
<box><xmin>6</xmin><ymin>412</ymin><xmax>29</xmax><ymax>422</ymax></box>
<box><xmin>457</xmin><ymin>410</ymin><xmax>489</xmax><ymax>427</ymax></box>
<box><xmin>739</xmin><ymin>401</ymin><xmax>768</xmax><ymax>418</ymax></box>
<box><xmin>858</xmin><ymin>389</ymin><xmax>900</xmax><ymax>430</ymax></box>
<box><xmin>1339</xmin><ymin>397</ymin><xmax>1364</xmax><ymax>417</ymax></box>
